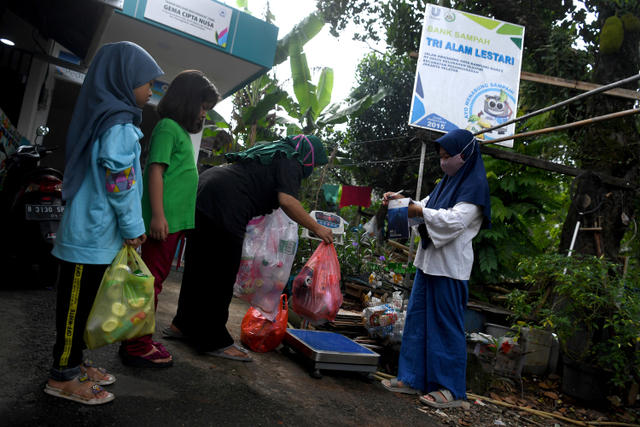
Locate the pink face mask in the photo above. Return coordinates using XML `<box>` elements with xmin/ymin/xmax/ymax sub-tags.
<box><xmin>440</xmin><ymin>138</ymin><xmax>475</xmax><ymax>177</ymax></box>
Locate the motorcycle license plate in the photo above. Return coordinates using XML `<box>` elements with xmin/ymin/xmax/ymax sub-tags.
<box><xmin>25</xmin><ymin>204</ymin><xmax>65</xmax><ymax>220</ymax></box>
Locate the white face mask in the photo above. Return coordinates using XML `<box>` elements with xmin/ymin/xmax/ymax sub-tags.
<box><xmin>440</xmin><ymin>138</ymin><xmax>475</xmax><ymax>177</ymax></box>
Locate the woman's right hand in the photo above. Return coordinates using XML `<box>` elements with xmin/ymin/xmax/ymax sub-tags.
<box><xmin>382</xmin><ymin>191</ymin><xmax>401</xmax><ymax>206</ymax></box>
<box><xmin>313</xmin><ymin>224</ymin><xmax>335</xmax><ymax>245</ymax></box>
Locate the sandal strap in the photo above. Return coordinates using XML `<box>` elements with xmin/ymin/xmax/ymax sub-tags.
<box><xmin>232</xmin><ymin>343</ymin><xmax>249</xmax><ymax>354</ymax></box>
<box><xmin>390</xmin><ymin>378</ymin><xmax>399</xmax><ymax>388</ymax></box>
<box><xmin>439</xmin><ymin>389</ymin><xmax>454</xmax><ymax>403</ymax></box>
<box><xmin>83</xmin><ymin>359</ymin><xmax>94</xmax><ymax>368</ymax></box>
<box><xmin>90</xmin><ymin>384</ymin><xmax>106</xmax><ymax>395</ymax></box>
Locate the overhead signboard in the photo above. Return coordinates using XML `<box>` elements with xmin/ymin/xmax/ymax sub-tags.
<box><xmin>144</xmin><ymin>0</ymin><xmax>233</xmax><ymax>48</ymax></box>
<box><xmin>409</xmin><ymin>5</ymin><xmax>524</xmax><ymax>146</ymax></box>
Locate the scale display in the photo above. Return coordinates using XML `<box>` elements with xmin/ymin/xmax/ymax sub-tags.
<box><xmin>314</xmin><ymin>212</ymin><xmax>341</xmax><ymax>228</ymax></box>
<box><xmin>301</xmin><ymin>210</ymin><xmax>346</xmax><ymax>245</ymax></box>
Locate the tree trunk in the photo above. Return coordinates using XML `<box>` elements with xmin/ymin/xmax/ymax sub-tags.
<box><xmin>558</xmin><ymin>6</ymin><xmax>639</xmax><ymax>268</ymax></box>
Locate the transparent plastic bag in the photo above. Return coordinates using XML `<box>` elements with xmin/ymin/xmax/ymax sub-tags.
<box><xmin>233</xmin><ymin>208</ymin><xmax>298</xmax><ymax>321</ymax></box>
<box><xmin>84</xmin><ymin>246</ymin><xmax>156</xmax><ymax>349</ymax></box>
<box><xmin>240</xmin><ymin>294</ymin><xmax>288</xmax><ymax>353</ymax></box>
<box><xmin>291</xmin><ymin>242</ymin><xmax>343</xmax><ymax>325</ymax></box>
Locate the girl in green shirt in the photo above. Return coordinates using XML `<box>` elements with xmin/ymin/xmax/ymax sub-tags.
<box><xmin>120</xmin><ymin>70</ymin><xmax>219</xmax><ymax>367</ymax></box>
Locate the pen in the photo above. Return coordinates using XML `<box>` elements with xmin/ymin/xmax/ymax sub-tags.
<box><xmin>385</xmin><ymin>190</ymin><xmax>404</xmax><ymax>200</ymax></box>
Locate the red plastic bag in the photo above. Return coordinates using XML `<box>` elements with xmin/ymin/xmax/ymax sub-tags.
<box><xmin>291</xmin><ymin>242</ymin><xmax>343</xmax><ymax>325</ymax></box>
<box><xmin>240</xmin><ymin>294</ymin><xmax>288</xmax><ymax>353</ymax></box>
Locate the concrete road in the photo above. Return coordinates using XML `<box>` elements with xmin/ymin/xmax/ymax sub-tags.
<box><xmin>0</xmin><ymin>269</ymin><xmax>442</xmax><ymax>427</ymax></box>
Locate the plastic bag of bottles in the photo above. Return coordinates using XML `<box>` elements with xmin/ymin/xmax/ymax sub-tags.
<box><xmin>291</xmin><ymin>242</ymin><xmax>342</xmax><ymax>325</ymax></box>
<box><xmin>84</xmin><ymin>246</ymin><xmax>155</xmax><ymax>349</ymax></box>
<box><xmin>233</xmin><ymin>208</ymin><xmax>298</xmax><ymax>321</ymax></box>
<box><xmin>363</xmin><ymin>304</ymin><xmax>405</xmax><ymax>342</ymax></box>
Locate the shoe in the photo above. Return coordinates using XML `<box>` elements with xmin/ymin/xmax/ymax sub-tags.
<box><xmin>381</xmin><ymin>378</ymin><xmax>421</xmax><ymax>395</ymax></box>
<box><xmin>121</xmin><ymin>352</ymin><xmax>173</xmax><ymax>368</ymax></box>
<box><xmin>162</xmin><ymin>326</ymin><xmax>188</xmax><ymax>340</ymax></box>
<box><xmin>44</xmin><ymin>373</ymin><xmax>115</xmax><ymax>405</ymax></box>
<box><xmin>201</xmin><ymin>344</ymin><xmax>252</xmax><ymax>362</ymax></box>
<box><xmin>420</xmin><ymin>389</ymin><xmax>464</xmax><ymax>408</ymax></box>
<box><xmin>80</xmin><ymin>359</ymin><xmax>116</xmax><ymax>385</ymax></box>
<box><xmin>121</xmin><ymin>345</ymin><xmax>173</xmax><ymax>368</ymax></box>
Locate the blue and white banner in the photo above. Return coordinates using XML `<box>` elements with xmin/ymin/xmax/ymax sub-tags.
<box><xmin>409</xmin><ymin>5</ymin><xmax>524</xmax><ymax>147</ymax></box>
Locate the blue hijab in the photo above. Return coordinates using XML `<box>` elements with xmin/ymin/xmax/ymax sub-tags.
<box><xmin>427</xmin><ymin>129</ymin><xmax>491</xmax><ymax>227</ymax></box>
<box><xmin>62</xmin><ymin>42</ymin><xmax>164</xmax><ymax>200</ymax></box>
<box><xmin>419</xmin><ymin>129</ymin><xmax>491</xmax><ymax>249</ymax></box>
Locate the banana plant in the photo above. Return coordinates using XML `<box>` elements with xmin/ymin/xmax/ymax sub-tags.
<box><xmin>276</xmin><ymin>34</ymin><xmax>391</xmax><ymax>136</ymax></box>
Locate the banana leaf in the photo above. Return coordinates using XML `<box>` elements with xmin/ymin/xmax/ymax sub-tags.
<box><xmin>316</xmin><ymin>67</ymin><xmax>334</xmax><ymax>120</ymax></box>
<box><xmin>273</xmin><ymin>12</ymin><xmax>324</xmax><ymax>66</ymax></box>
<box><xmin>290</xmin><ymin>32</ymin><xmax>318</xmax><ymax>118</ymax></box>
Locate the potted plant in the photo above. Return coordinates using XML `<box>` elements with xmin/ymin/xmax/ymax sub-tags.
<box><xmin>517</xmin><ymin>253</ymin><xmax>640</xmax><ymax>403</ymax></box>
<box><xmin>504</xmin><ymin>288</ymin><xmax>555</xmax><ymax>376</ymax></box>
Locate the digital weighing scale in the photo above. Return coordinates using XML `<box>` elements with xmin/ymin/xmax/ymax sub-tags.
<box><xmin>300</xmin><ymin>210</ymin><xmax>346</xmax><ymax>245</ymax></box>
<box><xmin>287</xmin><ymin>213</ymin><xmax>380</xmax><ymax>378</ymax></box>
<box><xmin>282</xmin><ymin>329</ymin><xmax>380</xmax><ymax>379</ymax></box>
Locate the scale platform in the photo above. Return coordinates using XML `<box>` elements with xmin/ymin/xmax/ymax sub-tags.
<box><xmin>282</xmin><ymin>329</ymin><xmax>379</xmax><ymax>379</ymax></box>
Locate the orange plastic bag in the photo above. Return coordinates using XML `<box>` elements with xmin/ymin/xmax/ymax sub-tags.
<box><xmin>291</xmin><ymin>242</ymin><xmax>343</xmax><ymax>325</ymax></box>
<box><xmin>240</xmin><ymin>294</ymin><xmax>288</xmax><ymax>353</ymax></box>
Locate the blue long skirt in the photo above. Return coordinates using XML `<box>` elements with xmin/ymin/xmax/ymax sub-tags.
<box><xmin>397</xmin><ymin>270</ymin><xmax>468</xmax><ymax>399</ymax></box>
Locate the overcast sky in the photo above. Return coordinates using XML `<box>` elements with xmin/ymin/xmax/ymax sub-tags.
<box><xmin>215</xmin><ymin>0</ymin><xmax>384</xmax><ymax>121</ymax></box>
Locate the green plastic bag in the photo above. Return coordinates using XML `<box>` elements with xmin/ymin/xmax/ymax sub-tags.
<box><xmin>84</xmin><ymin>246</ymin><xmax>155</xmax><ymax>349</ymax></box>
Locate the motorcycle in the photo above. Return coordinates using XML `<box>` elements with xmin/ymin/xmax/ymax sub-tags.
<box><xmin>0</xmin><ymin>125</ymin><xmax>63</xmax><ymax>287</ymax></box>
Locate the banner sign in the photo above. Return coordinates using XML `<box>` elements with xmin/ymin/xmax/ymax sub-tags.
<box><xmin>409</xmin><ymin>5</ymin><xmax>524</xmax><ymax>146</ymax></box>
<box><xmin>144</xmin><ymin>0</ymin><xmax>233</xmax><ymax>48</ymax></box>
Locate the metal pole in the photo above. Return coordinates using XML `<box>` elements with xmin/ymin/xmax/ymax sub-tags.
<box><xmin>401</xmin><ymin>139</ymin><xmax>428</xmax><ymax>300</ymax></box>
<box><xmin>474</xmin><ymin>73</ymin><xmax>640</xmax><ymax>136</ymax></box>
<box><xmin>480</xmin><ymin>108</ymin><xmax>640</xmax><ymax>146</ymax></box>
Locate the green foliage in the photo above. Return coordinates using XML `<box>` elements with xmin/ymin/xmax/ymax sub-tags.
<box><xmin>471</xmin><ymin>133</ymin><xmax>570</xmax><ymax>286</ymax></box>
<box><xmin>518</xmin><ymin>253</ymin><xmax>640</xmax><ymax>387</ymax></box>
<box><xmin>340</xmin><ymin>52</ymin><xmax>440</xmax><ymax>193</ymax></box>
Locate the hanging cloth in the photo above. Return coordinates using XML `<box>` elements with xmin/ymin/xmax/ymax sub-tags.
<box><xmin>339</xmin><ymin>185</ymin><xmax>372</xmax><ymax>209</ymax></box>
<box><xmin>321</xmin><ymin>184</ymin><xmax>340</xmax><ymax>205</ymax></box>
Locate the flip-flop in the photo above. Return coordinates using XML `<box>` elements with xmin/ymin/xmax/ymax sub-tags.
<box><xmin>202</xmin><ymin>345</ymin><xmax>253</xmax><ymax>362</ymax></box>
<box><xmin>232</xmin><ymin>343</ymin><xmax>249</xmax><ymax>354</ymax></box>
<box><xmin>420</xmin><ymin>389</ymin><xmax>464</xmax><ymax>408</ymax></box>
<box><xmin>381</xmin><ymin>378</ymin><xmax>421</xmax><ymax>395</ymax></box>
<box><xmin>44</xmin><ymin>373</ymin><xmax>115</xmax><ymax>405</ymax></box>
<box><xmin>80</xmin><ymin>360</ymin><xmax>116</xmax><ymax>385</ymax></box>
<box><xmin>162</xmin><ymin>326</ymin><xmax>188</xmax><ymax>340</ymax></box>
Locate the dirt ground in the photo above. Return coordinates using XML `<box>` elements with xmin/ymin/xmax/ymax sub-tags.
<box><xmin>1</xmin><ymin>268</ymin><xmax>638</xmax><ymax>427</ymax></box>
<box><xmin>0</xmin><ymin>268</ymin><xmax>441</xmax><ymax>427</ymax></box>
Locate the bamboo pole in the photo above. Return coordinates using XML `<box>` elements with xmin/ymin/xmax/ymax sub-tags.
<box><xmin>520</xmin><ymin>71</ymin><xmax>640</xmax><ymax>101</ymax></box>
<box><xmin>474</xmin><ymin>72</ymin><xmax>640</xmax><ymax>136</ymax></box>
<box><xmin>479</xmin><ymin>108</ymin><xmax>640</xmax><ymax>146</ymax></box>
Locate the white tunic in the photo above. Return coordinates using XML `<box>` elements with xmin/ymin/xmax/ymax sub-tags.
<box><xmin>411</xmin><ymin>197</ymin><xmax>483</xmax><ymax>281</ymax></box>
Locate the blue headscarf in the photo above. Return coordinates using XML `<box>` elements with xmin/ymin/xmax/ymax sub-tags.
<box><xmin>426</xmin><ymin>129</ymin><xmax>491</xmax><ymax>228</ymax></box>
<box><xmin>62</xmin><ymin>42</ymin><xmax>164</xmax><ymax>200</ymax></box>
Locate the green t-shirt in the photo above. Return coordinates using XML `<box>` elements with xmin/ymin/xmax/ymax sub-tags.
<box><xmin>142</xmin><ymin>118</ymin><xmax>198</xmax><ymax>234</ymax></box>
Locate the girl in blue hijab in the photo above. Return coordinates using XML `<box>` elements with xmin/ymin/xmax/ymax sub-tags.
<box><xmin>381</xmin><ymin>129</ymin><xmax>491</xmax><ymax>409</ymax></box>
<box><xmin>47</xmin><ymin>42</ymin><xmax>164</xmax><ymax>405</ymax></box>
